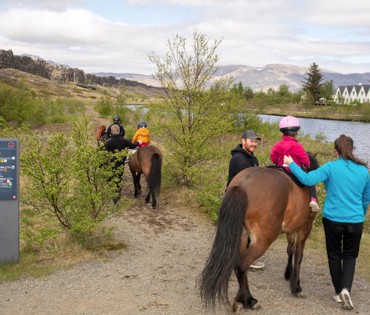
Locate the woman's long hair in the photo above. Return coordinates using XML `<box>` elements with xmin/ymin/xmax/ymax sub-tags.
<box><xmin>334</xmin><ymin>134</ymin><xmax>367</xmax><ymax>167</ymax></box>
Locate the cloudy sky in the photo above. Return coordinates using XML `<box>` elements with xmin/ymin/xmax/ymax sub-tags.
<box><xmin>1</xmin><ymin>0</ymin><xmax>370</xmax><ymax>75</ymax></box>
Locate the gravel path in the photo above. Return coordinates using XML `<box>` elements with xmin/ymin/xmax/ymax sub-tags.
<box><xmin>1</xmin><ymin>170</ymin><xmax>369</xmax><ymax>315</ymax></box>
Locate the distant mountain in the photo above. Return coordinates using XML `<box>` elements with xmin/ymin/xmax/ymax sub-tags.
<box><xmin>3</xmin><ymin>49</ymin><xmax>370</xmax><ymax>92</ymax></box>
<box><xmin>96</xmin><ymin>64</ymin><xmax>370</xmax><ymax>92</ymax></box>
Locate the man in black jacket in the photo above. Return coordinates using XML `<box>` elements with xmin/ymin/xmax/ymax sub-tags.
<box><xmin>104</xmin><ymin>124</ymin><xmax>137</xmax><ymax>204</ymax></box>
<box><xmin>227</xmin><ymin>129</ymin><xmax>265</xmax><ymax>270</ymax></box>
<box><xmin>227</xmin><ymin>130</ymin><xmax>260</xmax><ymax>186</ymax></box>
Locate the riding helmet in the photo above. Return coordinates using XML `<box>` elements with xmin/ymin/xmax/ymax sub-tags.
<box><xmin>113</xmin><ymin>115</ymin><xmax>121</xmax><ymax>123</ymax></box>
<box><xmin>279</xmin><ymin>115</ymin><xmax>300</xmax><ymax>132</ymax></box>
<box><xmin>137</xmin><ymin>121</ymin><xmax>147</xmax><ymax>128</ymax></box>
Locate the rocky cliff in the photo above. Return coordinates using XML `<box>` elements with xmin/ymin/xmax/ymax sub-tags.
<box><xmin>0</xmin><ymin>49</ymin><xmax>154</xmax><ymax>89</ymax></box>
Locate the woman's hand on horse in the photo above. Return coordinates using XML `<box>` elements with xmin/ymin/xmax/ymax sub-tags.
<box><xmin>284</xmin><ymin>155</ymin><xmax>294</xmax><ymax>165</ymax></box>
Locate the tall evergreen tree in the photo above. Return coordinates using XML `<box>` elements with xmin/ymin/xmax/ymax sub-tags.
<box><xmin>302</xmin><ymin>62</ymin><xmax>324</xmax><ymax>105</ymax></box>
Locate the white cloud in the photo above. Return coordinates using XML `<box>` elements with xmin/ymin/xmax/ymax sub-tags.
<box><xmin>0</xmin><ymin>0</ymin><xmax>82</xmax><ymax>10</ymax></box>
<box><xmin>0</xmin><ymin>0</ymin><xmax>370</xmax><ymax>74</ymax></box>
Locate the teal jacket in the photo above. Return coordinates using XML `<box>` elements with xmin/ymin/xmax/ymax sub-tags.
<box><xmin>289</xmin><ymin>157</ymin><xmax>370</xmax><ymax>223</ymax></box>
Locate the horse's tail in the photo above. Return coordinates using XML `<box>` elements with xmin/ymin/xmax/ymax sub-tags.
<box><xmin>148</xmin><ymin>153</ymin><xmax>162</xmax><ymax>195</ymax></box>
<box><xmin>198</xmin><ymin>186</ymin><xmax>248</xmax><ymax>308</ymax></box>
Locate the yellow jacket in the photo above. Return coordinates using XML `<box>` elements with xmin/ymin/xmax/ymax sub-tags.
<box><xmin>132</xmin><ymin>127</ymin><xmax>151</xmax><ymax>145</ymax></box>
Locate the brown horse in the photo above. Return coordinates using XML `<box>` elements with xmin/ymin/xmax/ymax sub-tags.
<box><xmin>199</xmin><ymin>154</ymin><xmax>319</xmax><ymax>311</ymax></box>
<box><xmin>128</xmin><ymin>145</ymin><xmax>162</xmax><ymax>209</ymax></box>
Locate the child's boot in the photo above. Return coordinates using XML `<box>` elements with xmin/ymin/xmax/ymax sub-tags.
<box><xmin>309</xmin><ymin>197</ymin><xmax>320</xmax><ymax>212</ymax></box>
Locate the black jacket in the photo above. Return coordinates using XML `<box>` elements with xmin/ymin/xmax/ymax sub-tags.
<box><xmin>104</xmin><ymin>135</ymin><xmax>137</xmax><ymax>168</ymax></box>
<box><xmin>227</xmin><ymin>144</ymin><xmax>259</xmax><ymax>186</ymax></box>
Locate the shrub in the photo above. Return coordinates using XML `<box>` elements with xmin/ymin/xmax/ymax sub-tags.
<box><xmin>20</xmin><ymin>118</ymin><xmax>124</xmax><ymax>245</ymax></box>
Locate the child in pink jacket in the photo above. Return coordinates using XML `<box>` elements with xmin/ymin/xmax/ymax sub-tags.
<box><xmin>270</xmin><ymin>115</ymin><xmax>319</xmax><ymax>212</ymax></box>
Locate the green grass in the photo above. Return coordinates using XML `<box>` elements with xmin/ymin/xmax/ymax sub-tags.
<box><xmin>0</xmin><ymin>223</ymin><xmax>128</xmax><ymax>283</ymax></box>
<box><xmin>0</xmin><ymin>252</ymin><xmax>71</xmax><ymax>281</ymax></box>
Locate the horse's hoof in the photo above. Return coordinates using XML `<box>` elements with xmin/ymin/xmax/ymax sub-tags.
<box><xmin>296</xmin><ymin>292</ymin><xmax>307</xmax><ymax>299</ymax></box>
<box><xmin>250</xmin><ymin>299</ymin><xmax>261</xmax><ymax>310</ymax></box>
<box><xmin>292</xmin><ymin>286</ymin><xmax>303</xmax><ymax>296</ymax></box>
<box><xmin>251</xmin><ymin>302</ymin><xmax>261</xmax><ymax>310</ymax></box>
<box><xmin>232</xmin><ymin>301</ymin><xmax>243</xmax><ymax>313</ymax></box>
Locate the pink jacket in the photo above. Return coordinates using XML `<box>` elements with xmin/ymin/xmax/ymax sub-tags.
<box><xmin>270</xmin><ymin>136</ymin><xmax>310</xmax><ymax>172</ymax></box>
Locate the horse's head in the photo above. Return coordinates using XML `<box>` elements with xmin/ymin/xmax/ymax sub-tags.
<box><xmin>307</xmin><ymin>152</ymin><xmax>320</xmax><ymax>170</ymax></box>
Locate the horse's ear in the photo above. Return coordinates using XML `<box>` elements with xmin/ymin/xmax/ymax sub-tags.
<box><xmin>313</xmin><ymin>152</ymin><xmax>319</xmax><ymax>157</ymax></box>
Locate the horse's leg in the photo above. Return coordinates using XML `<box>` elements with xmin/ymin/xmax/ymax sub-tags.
<box><xmin>143</xmin><ymin>173</ymin><xmax>151</xmax><ymax>204</ymax></box>
<box><xmin>290</xmin><ymin>215</ymin><xmax>315</xmax><ymax>297</ymax></box>
<box><xmin>144</xmin><ymin>152</ymin><xmax>161</xmax><ymax>209</ymax></box>
<box><xmin>285</xmin><ymin>233</ymin><xmax>295</xmax><ymax>280</ymax></box>
<box><xmin>137</xmin><ymin>173</ymin><xmax>142</xmax><ymax>194</ymax></box>
<box><xmin>144</xmin><ymin>188</ymin><xmax>156</xmax><ymax>208</ymax></box>
<box><xmin>233</xmin><ymin>265</ymin><xmax>259</xmax><ymax>312</ymax></box>
<box><xmin>133</xmin><ymin>173</ymin><xmax>141</xmax><ymax>197</ymax></box>
<box><xmin>290</xmin><ymin>238</ymin><xmax>304</xmax><ymax>296</ymax></box>
<box><xmin>144</xmin><ymin>190</ymin><xmax>151</xmax><ymax>203</ymax></box>
<box><xmin>232</xmin><ymin>236</ymin><xmax>268</xmax><ymax>311</ymax></box>
<box><xmin>151</xmin><ymin>189</ymin><xmax>156</xmax><ymax>209</ymax></box>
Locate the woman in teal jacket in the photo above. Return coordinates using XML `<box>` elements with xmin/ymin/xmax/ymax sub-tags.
<box><xmin>284</xmin><ymin>134</ymin><xmax>370</xmax><ymax>311</ymax></box>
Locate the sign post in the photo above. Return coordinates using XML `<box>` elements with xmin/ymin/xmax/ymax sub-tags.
<box><xmin>0</xmin><ymin>138</ymin><xmax>19</xmax><ymax>264</ymax></box>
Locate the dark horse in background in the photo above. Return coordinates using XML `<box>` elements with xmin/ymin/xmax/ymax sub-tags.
<box><xmin>128</xmin><ymin>145</ymin><xmax>162</xmax><ymax>209</ymax></box>
<box><xmin>199</xmin><ymin>153</ymin><xmax>319</xmax><ymax>312</ymax></box>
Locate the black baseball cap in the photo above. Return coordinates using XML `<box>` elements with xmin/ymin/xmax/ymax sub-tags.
<box><xmin>242</xmin><ymin>130</ymin><xmax>261</xmax><ymax>140</ymax></box>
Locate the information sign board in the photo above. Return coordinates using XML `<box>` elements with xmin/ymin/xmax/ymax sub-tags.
<box><xmin>0</xmin><ymin>138</ymin><xmax>19</xmax><ymax>263</ymax></box>
<box><xmin>0</xmin><ymin>139</ymin><xmax>18</xmax><ymax>200</ymax></box>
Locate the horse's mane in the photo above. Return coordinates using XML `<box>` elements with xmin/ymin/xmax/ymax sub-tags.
<box><xmin>307</xmin><ymin>152</ymin><xmax>320</xmax><ymax>170</ymax></box>
<box><xmin>265</xmin><ymin>151</ymin><xmax>320</xmax><ymax>171</ymax></box>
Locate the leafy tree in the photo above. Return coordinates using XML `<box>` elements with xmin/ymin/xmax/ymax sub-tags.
<box><xmin>243</xmin><ymin>86</ymin><xmax>254</xmax><ymax>100</ymax></box>
<box><xmin>230</xmin><ymin>82</ymin><xmax>244</xmax><ymax>98</ymax></box>
<box><xmin>277</xmin><ymin>84</ymin><xmax>291</xmax><ymax>97</ymax></box>
<box><xmin>320</xmin><ymin>80</ymin><xmax>335</xmax><ymax>101</ymax></box>
<box><xmin>148</xmin><ymin>31</ymin><xmax>233</xmax><ymax>185</ymax></box>
<box><xmin>302</xmin><ymin>62</ymin><xmax>324</xmax><ymax>105</ymax></box>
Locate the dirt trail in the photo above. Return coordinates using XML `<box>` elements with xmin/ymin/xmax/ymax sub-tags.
<box><xmin>85</xmin><ymin>105</ymin><xmax>110</xmax><ymax>131</ymax></box>
<box><xmin>0</xmin><ymin>169</ymin><xmax>369</xmax><ymax>314</ymax></box>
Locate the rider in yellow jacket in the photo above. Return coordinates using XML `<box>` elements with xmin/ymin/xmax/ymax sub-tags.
<box><xmin>132</xmin><ymin>121</ymin><xmax>151</xmax><ymax>147</ymax></box>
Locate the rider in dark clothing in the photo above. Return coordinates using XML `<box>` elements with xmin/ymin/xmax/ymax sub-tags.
<box><xmin>104</xmin><ymin>134</ymin><xmax>137</xmax><ymax>159</ymax></box>
<box><xmin>104</xmin><ymin>124</ymin><xmax>137</xmax><ymax>203</ymax></box>
<box><xmin>107</xmin><ymin>115</ymin><xmax>125</xmax><ymax>138</ymax></box>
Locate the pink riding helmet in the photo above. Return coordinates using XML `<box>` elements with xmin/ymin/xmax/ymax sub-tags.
<box><xmin>279</xmin><ymin>115</ymin><xmax>300</xmax><ymax>131</ymax></box>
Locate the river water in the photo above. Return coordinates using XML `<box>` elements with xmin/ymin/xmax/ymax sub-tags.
<box><xmin>259</xmin><ymin>114</ymin><xmax>370</xmax><ymax>163</ymax></box>
<box><xmin>126</xmin><ymin>105</ymin><xmax>369</xmax><ymax>163</ymax></box>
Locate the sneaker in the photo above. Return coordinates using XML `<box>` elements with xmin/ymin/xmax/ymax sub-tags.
<box><xmin>250</xmin><ymin>260</ymin><xmax>265</xmax><ymax>270</ymax></box>
<box><xmin>310</xmin><ymin>198</ymin><xmax>320</xmax><ymax>212</ymax></box>
<box><xmin>333</xmin><ymin>294</ymin><xmax>342</xmax><ymax>303</ymax></box>
<box><xmin>340</xmin><ymin>288</ymin><xmax>354</xmax><ymax>310</ymax></box>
